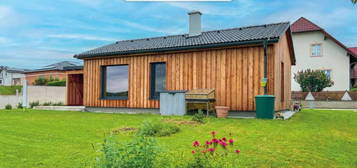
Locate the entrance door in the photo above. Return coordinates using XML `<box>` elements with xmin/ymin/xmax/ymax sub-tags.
<box><xmin>67</xmin><ymin>74</ymin><xmax>83</xmax><ymax>106</ymax></box>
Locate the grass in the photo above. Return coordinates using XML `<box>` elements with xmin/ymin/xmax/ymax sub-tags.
<box><xmin>0</xmin><ymin>85</ymin><xmax>22</xmax><ymax>95</ymax></box>
<box><xmin>0</xmin><ymin>109</ymin><xmax>356</xmax><ymax>168</ymax></box>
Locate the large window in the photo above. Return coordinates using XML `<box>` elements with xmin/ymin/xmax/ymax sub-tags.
<box><xmin>150</xmin><ymin>62</ymin><xmax>166</xmax><ymax>99</ymax></box>
<box><xmin>101</xmin><ymin>65</ymin><xmax>129</xmax><ymax>99</ymax></box>
<box><xmin>311</xmin><ymin>44</ymin><xmax>322</xmax><ymax>57</ymax></box>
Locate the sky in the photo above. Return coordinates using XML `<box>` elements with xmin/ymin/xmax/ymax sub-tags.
<box><xmin>0</xmin><ymin>0</ymin><xmax>356</xmax><ymax>69</ymax></box>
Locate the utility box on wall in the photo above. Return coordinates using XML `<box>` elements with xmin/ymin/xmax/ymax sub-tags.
<box><xmin>160</xmin><ymin>91</ymin><xmax>186</xmax><ymax>116</ymax></box>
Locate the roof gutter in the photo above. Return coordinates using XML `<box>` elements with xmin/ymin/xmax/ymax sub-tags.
<box><xmin>74</xmin><ymin>38</ymin><xmax>280</xmax><ymax>59</ymax></box>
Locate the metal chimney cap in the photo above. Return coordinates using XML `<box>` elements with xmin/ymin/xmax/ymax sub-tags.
<box><xmin>188</xmin><ymin>10</ymin><xmax>202</xmax><ymax>15</ymax></box>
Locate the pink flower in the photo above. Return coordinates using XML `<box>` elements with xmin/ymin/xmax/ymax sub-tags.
<box><xmin>211</xmin><ymin>131</ymin><xmax>217</xmax><ymax>137</ymax></box>
<box><xmin>192</xmin><ymin>141</ymin><xmax>200</xmax><ymax>147</ymax></box>
<box><xmin>192</xmin><ymin>150</ymin><xmax>196</xmax><ymax>154</ymax></box>
<box><xmin>212</xmin><ymin>139</ymin><xmax>218</xmax><ymax>143</ymax></box>
<box><xmin>235</xmin><ymin>149</ymin><xmax>240</xmax><ymax>154</ymax></box>
<box><xmin>208</xmin><ymin>148</ymin><xmax>215</xmax><ymax>152</ymax></box>
<box><xmin>228</xmin><ymin>139</ymin><xmax>234</xmax><ymax>144</ymax></box>
<box><xmin>205</xmin><ymin>141</ymin><xmax>212</xmax><ymax>145</ymax></box>
<box><xmin>219</xmin><ymin>141</ymin><xmax>228</xmax><ymax>148</ymax></box>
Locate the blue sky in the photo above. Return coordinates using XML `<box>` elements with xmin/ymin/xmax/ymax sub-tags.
<box><xmin>0</xmin><ymin>0</ymin><xmax>356</xmax><ymax>69</ymax></box>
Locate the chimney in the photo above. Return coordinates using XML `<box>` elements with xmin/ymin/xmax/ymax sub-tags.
<box><xmin>188</xmin><ymin>10</ymin><xmax>202</xmax><ymax>37</ymax></box>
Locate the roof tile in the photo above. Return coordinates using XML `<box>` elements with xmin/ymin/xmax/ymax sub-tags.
<box><xmin>75</xmin><ymin>22</ymin><xmax>290</xmax><ymax>59</ymax></box>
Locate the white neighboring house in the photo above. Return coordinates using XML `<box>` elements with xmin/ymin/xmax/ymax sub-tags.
<box><xmin>291</xmin><ymin>17</ymin><xmax>357</xmax><ymax>91</ymax></box>
<box><xmin>0</xmin><ymin>66</ymin><xmax>26</xmax><ymax>86</ymax></box>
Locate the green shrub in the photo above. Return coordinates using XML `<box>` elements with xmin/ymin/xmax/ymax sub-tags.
<box><xmin>52</xmin><ymin>102</ymin><xmax>64</xmax><ymax>106</ymax></box>
<box><xmin>294</xmin><ymin>69</ymin><xmax>334</xmax><ymax>92</ymax></box>
<box><xmin>192</xmin><ymin>110</ymin><xmax>206</xmax><ymax>123</ymax></box>
<box><xmin>33</xmin><ymin>77</ymin><xmax>48</xmax><ymax>86</ymax></box>
<box><xmin>42</xmin><ymin>102</ymin><xmax>52</xmax><ymax>106</ymax></box>
<box><xmin>47</xmin><ymin>80</ymin><xmax>66</xmax><ymax>86</ymax></box>
<box><xmin>5</xmin><ymin>104</ymin><xmax>12</xmax><ymax>110</ymax></box>
<box><xmin>16</xmin><ymin>103</ymin><xmax>23</xmax><ymax>109</ymax></box>
<box><xmin>96</xmin><ymin>136</ymin><xmax>159</xmax><ymax>168</ymax></box>
<box><xmin>29</xmin><ymin>101</ymin><xmax>40</xmax><ymax>108</ymax></box>
<box><xmin>137</xmin><ymin>120</ymin><xmax>180</xmax><ymax>137</ymax></box>
<box><xmin>351</xmin><ymin>88</ymin><xmax>357</xmax><ymax>92</ymax></box>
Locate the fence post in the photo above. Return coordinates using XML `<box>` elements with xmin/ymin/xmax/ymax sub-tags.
<box><xmin>22</xmin><ymin>80</ymin><xmax>28</xmax><ymax>108</ymax></box>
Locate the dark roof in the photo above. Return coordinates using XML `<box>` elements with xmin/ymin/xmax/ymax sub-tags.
<box><xmin>350</xmin><ymin>47</ymin><xmax>357</xmax><ymax>56</ymax></box>
<box><xmin>26</xmin><ymin>61</ymin><xmax>82</xmax><ymax>73</ymax></box>
<box><xmin>291</xmin><ymin>17</ymin><xmax>321</xmax><ymax>33</ymax></box>
<box><xmin>75</xmin><ymin>22</ymin><xmax>291</xmax><ymax>59</ymax></box>
<box><xmin>291</xmin><ymin>17</ymin><xmax>357</xmax><ymax>58</ymax></box>
<box><xmin>0</xmin><ymin>66</ymin><xmax>27</xmax><ymax>73</ymax></box>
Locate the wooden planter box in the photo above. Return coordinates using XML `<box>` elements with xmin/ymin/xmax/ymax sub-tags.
<box><xmin>185</xmin><ymin>89</ymin><xmax>215</xmax><ymax>100</ymax></box>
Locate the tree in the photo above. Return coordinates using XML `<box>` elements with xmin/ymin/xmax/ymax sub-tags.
<box><xmin>353</xmin><ymin>0</ymin><xmax>357</xmax><ymax>4</ymax></box>
<box><xmin>294</xmin><ymin>69</ymin><xmax>334</xmax><ymax>92</ymax></box>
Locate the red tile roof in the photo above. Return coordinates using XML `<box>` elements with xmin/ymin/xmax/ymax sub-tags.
<box><xmin>349</xmin><ymin>47</ymin><xmax>357</xmax><ymax>56</ymax></box>
<box><xmin>291</xmin><ymin>17</ymin><xmax>322</xmax><ymax>33</ymax></box>
<box><xmin>291</xmin><ymin>17</ymin><xmax>357</xmax><ymax>58</ymax></box>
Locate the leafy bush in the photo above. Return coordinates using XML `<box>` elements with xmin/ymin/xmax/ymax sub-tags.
<box><xmin>192</xmin><ymin>110</ymin><xmax>206</xmax><ymax>124</ymax></box>
<box><xmin>52</xmin><ymin>102</ymin><xmax>64</xmax><ymax>106</ymax></box>
<box><xmin>47</xmin><ymin>80</ymin><xmax>66</xmax><ymax>86</ymax></box>
<box><xmin>33</xmin><ymin>75</ymin><xmax>65</xmax><ymax>86</ymax></box>
<box><xmin>33</xmin><ymin>77</ymin><xmax>48</xmax><ymax>86</ymax></box>
<box><xmin>187</xmin><ymin>131</ymin><xmax>241</xmax><ymax>168</ymax></box>
<box><xmin>5</xmin><ymin>104</ymin><xmax>12</xmax><ymax>110</ymax></box>
<box><xmin>294</xmin><ymin>69</ymin><xmax>334</xmax><ymax>92</ymax></box>
<box><xmin>96</xmin><ymin>136</ymin><xmax>159</xmax><ymax>168</ymax></box>
<box><xmin>137</xmin><ymin>120</ymin><xmax>180</xmax><ymax>137</ymax></box>
<box><xmin>29</xmin><ymin>101</ymin><xmax>40</xmax><ymax>108</ymax></box>
<box><xmin>42</xmin><ymin>102</ymin><xmax>52</xmax><ymax>106</ymax></box>
<box><xmin>16</xmin><ymin>103</ymin><xmax>23</xmax><ymax>109</ymax></box>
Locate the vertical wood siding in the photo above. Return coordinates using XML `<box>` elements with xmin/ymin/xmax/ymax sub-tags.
<box><xmin>273</xmin><ymin>33</ymin><xmax>292</xmax><ymax>111</ymax></box>
<box><xmin>84</xmin><ymin>44</ymin><xmax>291</xmax><ymax>111</ymax></box>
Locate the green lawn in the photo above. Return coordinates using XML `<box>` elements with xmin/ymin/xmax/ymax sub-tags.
<box><xmin>0</xmin><ymin>109</ymin><xmax>356</xmax><ymax>168</ymax></box>
<box><xmin>0</xmin><ymin>86</ymin><xmax>22</xmax><ymax>95</ymax></box>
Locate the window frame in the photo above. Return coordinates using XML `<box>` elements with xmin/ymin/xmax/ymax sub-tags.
<box><xmin>100</xmin><ymin>64</ymin><xmax>129</xmax><ymax>100</ymax></box>
<box><xmin>310</xmin><ymin>43</ymin><xmax>323</xmax><ymax>57</ymax></box>
<box><xmin>149</xmin><ymin>62</ymin><xmax>167</xmax><ymax>100</ymax></box>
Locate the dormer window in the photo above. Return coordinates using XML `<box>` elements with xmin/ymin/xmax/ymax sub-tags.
<box><xmin>311</xmin><ymin>44</ymin><xmax>322</xmax><ymax>57</ymax></box>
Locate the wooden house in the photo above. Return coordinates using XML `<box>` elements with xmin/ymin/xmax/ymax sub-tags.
<box><xmin>72</xmin><ymin>11</ymin><xmax>295</xmax><ymax>112</ymax></box>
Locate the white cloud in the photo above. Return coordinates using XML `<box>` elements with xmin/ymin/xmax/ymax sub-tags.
<box><xmin>120</xmin><ymin>20</ymin><xmax>185</xmax><ymax>35</ymax></box>
<box><xmin>0</xmin><ymin>37</ymin><xmax>9</xmax><ymax>44</ymax></box>
<box><xmin>0</xmin><ymin>6</ymin><xmax>25</xmax><ymax>27</ymax></box>
<box><xmin>47</xmin><ymin>34</ymin><xmax>117</xmax><ymax>42</ymax></box>
<box><xmin>265</xmin><ymin>6</ymin><xmax>355</xmax><ymax>29</ymax></box>
<box><xmin>165</xmin><ymin>0</ymin><xmax>257</xmax><ymax>16</ymax></box>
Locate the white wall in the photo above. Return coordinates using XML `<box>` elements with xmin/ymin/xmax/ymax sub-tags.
<box><xmin>27</xmin><ymin>86</ymin><xmax>66</xmax><ymax>105</ymax></box>
<box><xmin>291</xmin><ymin>31</ymin><xmax>350</xmax><ymax>91</ymax></box>
<box><xmin>0</xmin><ymin>86</ymin><xmax>66</xmax><ymax>109</ymax></box>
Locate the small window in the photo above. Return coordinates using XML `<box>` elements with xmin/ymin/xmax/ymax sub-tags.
<box><xmin>150</xmin><ymin>62</ymin><xmax>166</xmax><ymax>99</ymax></box>
<box><xmin>311</xmin><ymin>44</ymin><xmax>322</xmax><ymax>57</ymax></box>
<box><xmin>322</xmin><ymin>70</ymin><xmax>331</xmax><ymax>79</ymax></box>
<box><xmin>101</xmin><ymin>65</ymin><xmax>129</xmax><ymax>99</ymax></box>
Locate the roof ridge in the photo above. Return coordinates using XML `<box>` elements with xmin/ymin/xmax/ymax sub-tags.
<box><xmin>116</xmin><ymin>22</ymin><xmax>290</xmax><ymax>43</ymax></box>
